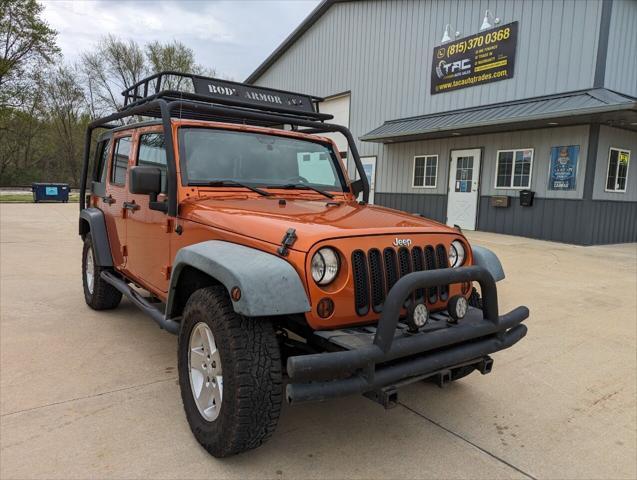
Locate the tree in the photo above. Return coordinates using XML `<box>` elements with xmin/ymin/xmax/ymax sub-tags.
<box><xmin>146</xmin><ymin>40</ymin><xmax>216</xmax><ymax>90</ymax></box>
<box><xmin>0</xmin><ymin>0</ymin><xmax>59</xmax><ymax>106</ymax></box>
<box><xmin>80</xmin><ymin>34</ymin><xmax>146</xmax><ymax>115</ymax></box>
<box><xmin>42</xmin><ymin>65</ymin><xmax>88</xmax><ymax>185</ymax></box>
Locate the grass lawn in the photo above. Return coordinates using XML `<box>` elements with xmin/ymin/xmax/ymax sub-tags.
<box><xmin>0</xmin><ymin>193</ymin><xmax>79</xmax><ymax>203</ymax></box>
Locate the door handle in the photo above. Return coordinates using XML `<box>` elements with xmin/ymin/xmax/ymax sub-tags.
<box><xmin>102</xmin><ymin>195</ymin><xmax>115</xmax><ymax>205</ymax></box>
<box><xmin>122</xmin><ymin>200</ymin><xmax>140</xmax><ymax>211</ymax></box>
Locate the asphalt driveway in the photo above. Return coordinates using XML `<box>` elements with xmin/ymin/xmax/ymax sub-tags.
<box><xmin>1</xmin><ymin>203</ymin><xmax>635</xmax><ymax>479</ymax></box>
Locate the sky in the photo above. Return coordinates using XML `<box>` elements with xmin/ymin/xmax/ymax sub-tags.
<box><xmin>41</xmin><ymin>0</ymin><xmax>321</xmax><ymax>81</ymax></box>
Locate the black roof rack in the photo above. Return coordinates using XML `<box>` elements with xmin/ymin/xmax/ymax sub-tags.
<box><xmin>120</xmin><ymin>71</ymin><xmax>333</xmax><ymax>122</ymax></box>
<box><xmin>80</xmin><ymin>72</ymin><xmax>370</xmax><ymax>218</ymax></box>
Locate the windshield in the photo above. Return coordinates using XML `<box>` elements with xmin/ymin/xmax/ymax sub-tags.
<box><xmin>179</xmin><ymin>127</ymin><xmax>347</xmax><ymax>191</ymax></box>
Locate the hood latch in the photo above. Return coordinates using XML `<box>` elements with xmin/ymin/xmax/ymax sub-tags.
<box><xmin>277</xmin><ymin>228</ymin><xmax>297</xmax><ymax>257</ymax></box>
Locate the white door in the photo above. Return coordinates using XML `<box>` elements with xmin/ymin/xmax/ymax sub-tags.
<box><xmin>446</xmin><ymin>149</ymin><xmax>481</xmax><ymax>230</ymax></box>
<box><xmin>360</xmin><ymin>156</ymin><xmax>376</xmax><ymax>204</ymax></box>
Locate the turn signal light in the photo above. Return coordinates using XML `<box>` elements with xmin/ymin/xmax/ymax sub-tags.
<box><xmin>317</xmin><ymin>297</ymin><xmax>335</xmax><ymax>318</ymax></box>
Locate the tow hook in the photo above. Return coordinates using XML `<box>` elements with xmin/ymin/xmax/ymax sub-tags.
<box><xmin>364</xmin><ymin>386</ymin><xmax>398</xmax><ymax>409</ymax></box>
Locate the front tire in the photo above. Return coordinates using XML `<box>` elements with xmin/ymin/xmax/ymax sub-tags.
<box><xmin>82</xmin><ymin>236</ymin><xmax>122</xmax><ymax>310</ymax></box>
<box><xmin>178</xmin><ymin>286</ymin><xmax>283</xmax><ymax>457</ymax></box>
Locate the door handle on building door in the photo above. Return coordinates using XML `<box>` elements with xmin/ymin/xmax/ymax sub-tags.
<box><xmin>102</xmin><ymin>195</ymin><xmax>115</xmax><ymax>205</ymax></box>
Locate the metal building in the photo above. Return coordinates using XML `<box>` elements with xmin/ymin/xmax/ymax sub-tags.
<box><xmin>247</xmin><ymin>0</ymin><xmax>637</xmax><ymax>245</ymax></box>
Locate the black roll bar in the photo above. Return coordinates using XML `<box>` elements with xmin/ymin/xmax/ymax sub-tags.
<box><xmin>80</xmin><ymin>98</ymin><xmax>370</xmax><ymax>217</ymax></box>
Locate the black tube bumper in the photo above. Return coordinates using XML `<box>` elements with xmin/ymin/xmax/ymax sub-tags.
<box><xmin>286</xmin><ymin>266</ymin><xmax>529</xmax><ymax>404</ymax></box>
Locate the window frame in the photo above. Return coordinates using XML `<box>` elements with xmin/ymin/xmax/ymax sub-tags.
<box><xmin>93</xmin><ymin>138</ymin><xmax>111</xmax><ymax>183</ymax></box>
<box><xmin>412</xmin><ymin>154</ymin><xmax>438</xmax><ymax>189</ymax></box>
<box><xmin>604</xmin><ymin>147</ymin><xmax>631</xmax><ymax>193</ymax></box>
<box><xmin>110</xmin><ymin>135</ymin><xmax>133</xmax><ymax>187</ymax></box>
<box><xmin>494</xmin><ymin>148</ymin><xmax>535</xmax><ymax>190</ymax></box>
<box><xmin>136</xmin><ymin>131</ymin><xmax>168</xmax><ymax>193</ymax></box>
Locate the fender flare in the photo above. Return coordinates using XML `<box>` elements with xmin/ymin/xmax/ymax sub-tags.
<box><xmin>471</xmin><ymin>245</ymin><xmax>505</xmax><ymax>282</ymax></box>
<box><xmin>166</xmin><ymin>240</ymin><xmax>311</xmax><ymax>318</ymax></box>
<box><xmin>79</xmin><ymin>208</ymin><xmax>113</xmax><ymax>267</ymax></box>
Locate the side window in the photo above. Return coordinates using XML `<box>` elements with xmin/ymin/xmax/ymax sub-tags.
<box><xmin>605</xmin><ymin>148</ymin><xmax>630</xmax><ymax>193</ymax></box>
<box><xmin>111</xmin><ymin>137</ymin><xmax>132</xmax><ymax>186</ymax></box>
<box><xmin>137</xmin><ymin>133</ymin><xmax>167</xmax><ymax>193</ymax></box>
<box><xmin>93</xmin><ymin>139</ymin><xmax>111</xmax><ymax>183</ymax></box>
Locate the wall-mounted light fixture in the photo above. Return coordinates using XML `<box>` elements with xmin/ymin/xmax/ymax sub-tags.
<box><xmin>480</xmin><ymin>10</ymin><xmax>501</xmax><ymax>31</ymax></box>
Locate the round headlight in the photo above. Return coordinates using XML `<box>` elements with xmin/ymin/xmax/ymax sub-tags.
<box><xmin>311</xmin><ymin>247</ymin><xmax>340</xmax><ymax>285</ymax></box>
<box><xmin>449</xmin><ymin>240</ymin><xmax>466</xmax><ymax>268</ymax></box>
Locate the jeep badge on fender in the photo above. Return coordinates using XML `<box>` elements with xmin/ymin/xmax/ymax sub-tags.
<box><xmin>77</xmin><ymin>71</ymin><xmax>529</xmax><ymax>458</ymax></box>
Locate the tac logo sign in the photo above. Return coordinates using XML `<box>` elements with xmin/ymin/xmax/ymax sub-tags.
<box><xmin>431</xmin><ymin>21</ymin><xmax>519</xmax><ymax>94</ymax></box>
<box><xmin>435</xmin><ymin>58</ymin><xmax>472</xmax><ymax>79</ymax></box>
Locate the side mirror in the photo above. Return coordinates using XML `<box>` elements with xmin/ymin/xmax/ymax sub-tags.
<box><xmin>129</xmin><ymin>166</ymin><xmax>161</xmax><ymax>195</ymax></box>
<box><xmin>350</xmin><ymin>179</ymin><xmax>364</xmax><ymax>197</ymax></box>
<box><xmin>129</xmin><ymin>166</ymin><xmax>168</xmax><ymax>213</ymax></box>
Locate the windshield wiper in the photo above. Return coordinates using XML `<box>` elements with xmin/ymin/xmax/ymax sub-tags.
<box><xmin>190</xmin><ymin>180</ymin><xmax>272</xmax><ymax>197</ymax></box>
<box><xmin>266</xmin><ymin>183</ymin><xmax>334</xmax><ymax>199</ymax></box>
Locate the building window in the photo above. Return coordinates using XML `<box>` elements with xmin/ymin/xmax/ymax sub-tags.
<box><xmin>495</xmin><ymin>148</ymin><xmax>534</xmax><ymax>189</ymax></box>
<box><xmin>413</xmin><ymin>155</ymin><xmax>438</xmax><ymax>188</ymax></box>
<box><xmin>605</xmin><ymin>147</ymin><xmax>631</xmax><ymax>193</ymax></box>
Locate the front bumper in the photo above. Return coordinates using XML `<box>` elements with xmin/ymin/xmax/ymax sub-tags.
<box><xmin>286</xmin><ymin>266</ymin><xmax>529</xmax><ymax>404</ymax></box>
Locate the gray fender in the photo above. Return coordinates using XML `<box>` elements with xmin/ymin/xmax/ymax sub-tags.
<box><xmin>79</xmin><ymin>208</ymin><xmax>113</xmax><ymax>267</ymax></box>
<box><xmin>167</xmin><ymin>241</ymin><xmax>311</xmax><ymax>317</ymax></box>
<box><xmin>471</xmin><ymin>245</ymin><xmax>505</xmax><ymax>282</ymax></box>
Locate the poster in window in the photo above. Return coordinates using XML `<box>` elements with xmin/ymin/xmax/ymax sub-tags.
<box><xmin>548</xmin><ymin>145</ymin><xmax>579</xmax><ymax>191</ymax></box>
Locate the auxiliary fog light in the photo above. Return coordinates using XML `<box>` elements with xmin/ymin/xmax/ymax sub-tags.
<box><xmin>407</xmin><ymin>302</ymin><xmax>429</xmax><ymax>333</ymax></box>
<box><xmin>447</xmin><ymin>295</ymin><xmax>468</xmax><ymax>323</ymax></box>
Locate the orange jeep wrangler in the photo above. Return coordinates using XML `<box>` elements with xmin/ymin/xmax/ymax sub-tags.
<box><xmin>79</xmin><ymin>72</ymin><xmax>528</xmax><ymax>457</ymax></box>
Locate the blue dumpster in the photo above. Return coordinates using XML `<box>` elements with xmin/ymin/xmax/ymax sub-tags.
<box><xmin>31</xmin><ymin>183</ymin><xmax>70</xmax><ymax>203</ymax></box>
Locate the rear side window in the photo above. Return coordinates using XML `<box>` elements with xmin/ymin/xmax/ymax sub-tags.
<box><xmin>111</xmin><ymin>137</ymin><xmax>132</xmax><ymax>185</ymax></box>
<box><xmin>137</xmin><ymin>133</ymin><xmax>167</xmax><ymax>193</ymax></box>
<box><xmin>94</xmin><ymin>139</ymin><xmax>111</xmax><ymax>183</ymax></box>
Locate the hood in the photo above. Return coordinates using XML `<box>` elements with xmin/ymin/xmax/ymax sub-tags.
<box><xmin>180</xmin><ymin>195</ymin><xmax>459</xmax><ymax>252</ymax></box>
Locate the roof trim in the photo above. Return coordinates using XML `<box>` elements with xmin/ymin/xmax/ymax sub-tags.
<box><xmin>360</xmin><ymin>89</ymin><xmax>637</xmax><ymax>143</ymax></box>
<box><xmin>245</xmin><ymin>0</ymin><xmax>349</xmax><ymax>84</ymax></box>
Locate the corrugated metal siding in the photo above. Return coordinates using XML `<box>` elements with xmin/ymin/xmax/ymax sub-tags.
<box><xmin>589</xmin><ymin>200</ymin><xmax>637</xmax><ymax>244</ymax></box>
<box><xmin>478</xmin><ymin>196</ymin><xmax>637</xmax><ymax>245</ymax></box>
<box><xmin>605</xmin><ymin>0</ymin><xmax>637</xmax><ymax>97</ymax></box>
<box><xmin>593</xmin><ymin>126</ymin><xmax>637</xmax><ymax>201</ymax></box>
<box><xmin>374</xmin><ymin>192</ymin><xmax>447</xmax><ymax>222</ymax></box>
<box><xmin>255</xmin><ymin>0</ymin><xmax>603</xmax><ymax>152</ymax></box>
<box><xmin>378</xmin><ymin>125</ymin><xmax>590</xmax><ymax>198</ymax></box>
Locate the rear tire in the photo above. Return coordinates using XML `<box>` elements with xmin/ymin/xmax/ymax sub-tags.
<box><xmin>82</xmin><ymin>236</ymin><xmax>122</xmax><ymax>310</ymax></box>
<box><xmin>178</xmin><ymin>286</ymin><xmax>283</xmax><ymax>457</ymax></box>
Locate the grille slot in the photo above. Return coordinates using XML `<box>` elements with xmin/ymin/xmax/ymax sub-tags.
<box><xmin>411</xmin><ymin>246</ymin><xmax>425</xmax><ymax>302</ymax></box>
<box><xmin>383</xmin><ymin>248</ymin><xmax>398</xmax><ymax>293</ymax></box>
<box><xmin>424</xmin><ymin>246</ymin><xmax>437</xmax><ymax>303</ymax></box>
<box><xmin>368</xmin><ymin>249</ymin><xmax>385</xmax><ymax>313</ymax></box>
<box><xmin>436</xmin><ymin>244</ymin><xmax>449</xmax><ymax>301</ymax></box>
<box><xmin>351</xmin><ymin>243</ymin><xmax>452</xmax><ymax>316</ymax></box>
<box><xmin>352</xmin><ymin>250</ymin><xmax>370</xmax><ymax>316</ymax></box>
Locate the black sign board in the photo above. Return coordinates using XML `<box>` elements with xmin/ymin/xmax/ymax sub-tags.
<box><xmin>192</xmin><ymin>77</ymin><xmax>316</xmax><ymax>114</ymax></box>
<box><xmin>431</xmin><ymin>21</ymin><xmax>518</xmax><ymax>95</ymax></box>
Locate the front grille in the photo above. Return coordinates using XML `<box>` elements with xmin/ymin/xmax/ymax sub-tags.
<box><xmin>352</xmin><ymin>243</ymin><xmax>450</xmax><ymax>316</ymax></box>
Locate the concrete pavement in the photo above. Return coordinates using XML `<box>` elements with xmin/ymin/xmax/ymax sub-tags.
<box><xmin>1</xmin><ymin>203</ymin><xmax>635</xmax><ymax>479</ymax></box>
